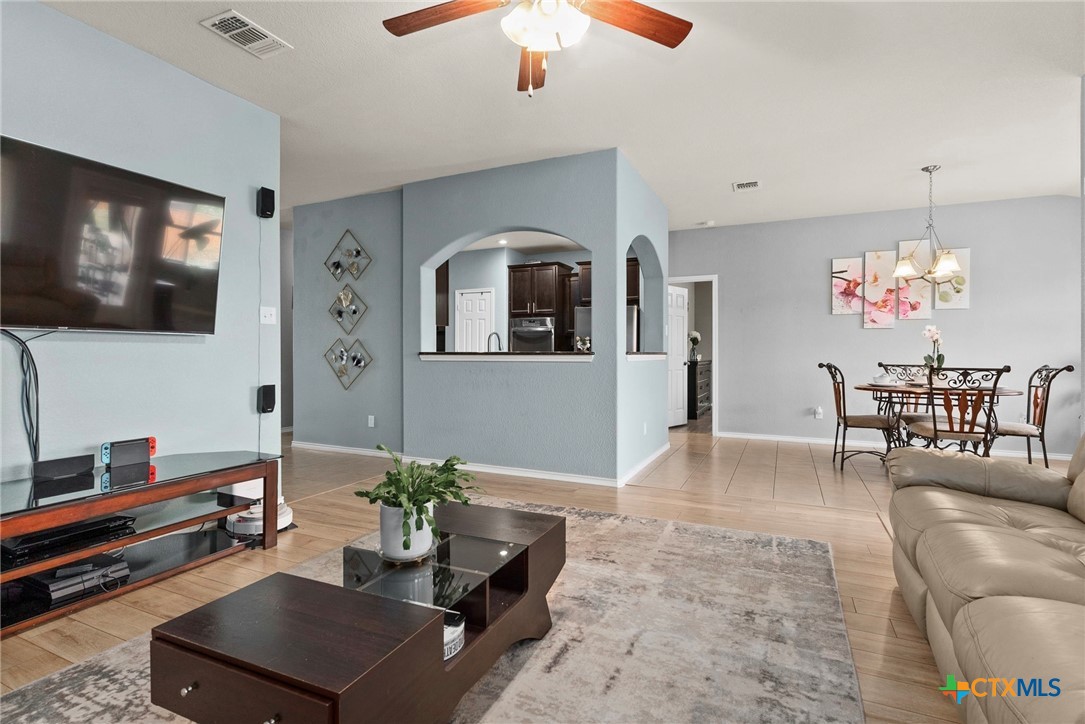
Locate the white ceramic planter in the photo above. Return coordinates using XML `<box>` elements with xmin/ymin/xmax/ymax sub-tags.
<box><xmin>379</xmin><ymin>502</ymin><xmax>434</xmax><ymax>561</ymax></box>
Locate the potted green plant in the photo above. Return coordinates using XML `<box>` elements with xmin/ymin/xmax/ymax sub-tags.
<box><xmin>356</xmin><ymin>444</ymin><xmax>480</xmax><ymax>561</ymax></box>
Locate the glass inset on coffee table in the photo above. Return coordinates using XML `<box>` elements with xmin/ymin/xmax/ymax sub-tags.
<box><xmin>343</xmin><ymin>533</ymin><xmax>529</xmax><ymax>658</ymax></box>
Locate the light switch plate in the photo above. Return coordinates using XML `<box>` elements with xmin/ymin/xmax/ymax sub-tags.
<box><xmin>260</xmin><ymin>306</ymin><xmax>277</xmax><ymax>325</ymax></box>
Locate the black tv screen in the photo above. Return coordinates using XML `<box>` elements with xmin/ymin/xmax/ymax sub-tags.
<box><xmin>0</xmin><ymin>136</ymin><xmax>225</xmax><ymax>333</ymax></box>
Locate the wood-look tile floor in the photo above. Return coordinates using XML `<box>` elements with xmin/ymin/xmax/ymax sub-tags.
<box><xmin>0</xmin><ymin>430</ymin><xmax>965</xmax><ymax>722</ymax></box>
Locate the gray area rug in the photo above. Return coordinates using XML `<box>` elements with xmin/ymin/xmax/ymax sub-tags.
<box><xmin>1</xmin><ymin>498</ymin><xmax>863</xmax><ymax>723</ymax></box>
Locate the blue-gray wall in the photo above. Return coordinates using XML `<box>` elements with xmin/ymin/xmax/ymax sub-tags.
<box><xmin>291</xmin><ymin>150</ymin><xmax>669</xmax><ymax>480</ymax></box>
<box><xmin>292</xmin><ymin>190</ymin><xmax>404</xmax><ymax>451</ymax></box>
<box><xmin>670</xmin><ymin>195</ymin><xmax>1083</xmax><ymax>455</ymax></box>
<box><xmin>616</xmin><ymin>154</ymin><xmax>669</xmax><ymax>475</ymax></box>
<box><xmin>404</xmin><ymin>151</ymin><xmax>622</xmax><ymax>477</ymax></box>
<box><xmin>0</xmin><ymin>2</ymin><xmax>281</xmax><ymax>479</ymax></box>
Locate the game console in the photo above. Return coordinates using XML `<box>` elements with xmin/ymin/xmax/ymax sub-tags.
<box><xmin>1</xmin><ymin>516</ymin><xmax>135</xmax><ymax>568</ymax></box>
<box><xmin>23</xmin><ymin>554</ymin><xmax>130</xmax><ymax>605</ymax></box>
<box><xmin>100</xmin><ymin>436</ymin><xmax>156</xmax><ymax>466</ymax></box>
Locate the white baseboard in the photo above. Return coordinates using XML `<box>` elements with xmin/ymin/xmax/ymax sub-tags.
<box><xmin>290</xmin><ymin>440</ymin><xmax>648</xmax><ymax>487</ymax></box>
<box><xmin>617</xmin><ymin>442</ymin><xmax>671</xmax><ymax>486</ymax></box>
<box><xmin>712</xmin><ymin>430</ymin><xmax>1072</xmax><ymax>461</ymax></box>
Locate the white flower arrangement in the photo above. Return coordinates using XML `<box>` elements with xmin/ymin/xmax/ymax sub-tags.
<box><xmin>689</xmin><ymin>331</ymin><xmax>701</xmax><ymax>346</ymax></box>
<box><xmin>922</xmin><ymin>326</ymin><xmax>944</xmax><ymax>368</ymax></box>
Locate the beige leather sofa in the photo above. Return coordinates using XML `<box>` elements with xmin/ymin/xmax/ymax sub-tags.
<box><xmin>887</xmin><ymin>436</ymin><xmax>1085</xmax><ymax>723</ymax></box>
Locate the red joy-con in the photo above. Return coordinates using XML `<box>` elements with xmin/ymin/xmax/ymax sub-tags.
<box><xmin>148</xmin><ymin>465</ymin><xmax>157</xmax><ymax>483</ymax></box>
<box><xmin>149</xmin><ymin>437</ymin><xmax>157</xmax><ymax>456</ymax></box>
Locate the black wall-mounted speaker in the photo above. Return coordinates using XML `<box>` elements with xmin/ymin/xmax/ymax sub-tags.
<box><xmin>257</xmin><ymin>187</ymin><xmax>275</xmax><ymax>218</ymax></box>
<box><xmin>257</xmin><ymin>384</ymin><xmax>276</xmax><ymax>414</ymax></box>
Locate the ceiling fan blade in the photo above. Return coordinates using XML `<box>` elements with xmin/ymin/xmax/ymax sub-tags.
<box><xmin>383</xmin><ymin>0</ymin><xmax>509</xmax><ymax>37</ymax></box>
<box><xmin>516</xmin><ymin>49</ymin><xmax>547</xmax><ymax>92</ymax></box>
<box><xmin>575</xmin><ymin>0</ymin><xmax>692</xmax><ymax>48</ymax></box>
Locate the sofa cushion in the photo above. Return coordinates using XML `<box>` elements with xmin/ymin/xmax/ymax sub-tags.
<box><xmin>954</xmin><ymin>596</ymin><xmax>1085</xmax><ymax>724</ymax></box>
<box><xmin>889</xmin><ymin>486</ymin><xmax>1085</xmax><ymax>569</ymax></box>
<box><xmin>915</xmin><ymin>522</ymin><xmax>1085</xmax><ymax>633</ymax></box>
<box><xmin>1068</xmin><ymin>471</ymin><xmax>1085</xmax><ymax>524</ymax></box>
<box><xmin>1069</xmin><ymin>434</ymin><xmax>1085</xmax><ymax>482</ymax></box>
<box><xmin>887</xmin><ymin>447</ymin><xmax>1073</xmax><ymax>509</ymax></box>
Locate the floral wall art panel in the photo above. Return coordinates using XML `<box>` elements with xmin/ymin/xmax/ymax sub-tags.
<box><xmin>934</xmin><ymin>248</ymin><xmax>970</xmax><ymax>309</ymax></box>
<box><xmin>897</xmin><ymin>239</ymin><xmax>932</xmax><ymax>320</ymax></box>
<box><xmin>863</xmin><ymin>250</ymin><xmax>897</xmax><ymax>328</ymax></box>
<box><xmin>831</xmin><ymin>257</ymin><xmax>863</xmax><ymax>314</ymax></box>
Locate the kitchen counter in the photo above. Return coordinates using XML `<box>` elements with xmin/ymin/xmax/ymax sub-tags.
<box><xmin>419</xmin><ymin>352</ymin><xmax>593</xmax><ymax>362</ymax></box>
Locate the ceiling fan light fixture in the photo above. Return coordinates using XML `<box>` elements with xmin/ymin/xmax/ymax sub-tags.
<box><xmin>501</xmin><ymin>0</ymin><xmax>590</xmax><ymax>52</ymax></box>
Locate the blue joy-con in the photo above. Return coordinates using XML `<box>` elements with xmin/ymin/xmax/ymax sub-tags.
<box><xmin>101</xmin><ymin>442</ymin><xmax>111</xmax><ymax>465</ymax></box>
<box><xmin>101</xmin><ymin>471</ymin><xmax>111</xmax><ymax>492</ymax></box>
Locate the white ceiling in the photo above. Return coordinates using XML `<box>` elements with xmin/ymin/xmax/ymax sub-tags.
<box><xmin>47</xmin><ymin>1</ymin><xmax>1084</xmax><ymax>230</ymax></box>
<box><xmin>464</xmin><ymin>230</ymin><xmax>584</xmax><ymax>253</ymax></box>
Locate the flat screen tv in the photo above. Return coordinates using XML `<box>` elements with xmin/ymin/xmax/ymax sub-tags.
<box><xmin>0</xmin><ymin>136</ymin><xmax>226</xmax><ymax>333</ymax></box>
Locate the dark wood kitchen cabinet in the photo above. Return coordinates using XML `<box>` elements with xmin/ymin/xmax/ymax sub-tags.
<box><xmin>508</xmin><ymin>262</ymin><xmax>572</xmax><ymax>318</ymax></box>
<box><xmin>576</xmin><ymin>259</ymin><xmax>639</xmax><ymax>306</ymax></box>
<box><xmin>577</xmin><ymin>261</ymin><xmax>592</xmax><ymax>305</ymax></box>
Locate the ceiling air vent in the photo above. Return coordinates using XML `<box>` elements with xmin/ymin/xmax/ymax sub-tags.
<box><xmin>200</xmin><ymin>10</ymin><xmax>293</xmax><ymax>59</ymax></box>
<box><xmin>732</xmin><ymin>181</ymin><xmax>761</xmax><ymax>193</ymax></box>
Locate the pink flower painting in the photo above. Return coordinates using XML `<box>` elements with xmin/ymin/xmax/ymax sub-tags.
<box><xmin>831</xmin><ymin>257</ymin><xmax>863</xmax><ymax>315</ymax></box>
<box><xmin>863</xmin><ymin>250</ymin><xmax>897</xmax><ymax>328</ymax></box>
<box><xmin>896</xmin><ymin>239</ymin><xmax>933</xmax><ymax>320</ymax></box>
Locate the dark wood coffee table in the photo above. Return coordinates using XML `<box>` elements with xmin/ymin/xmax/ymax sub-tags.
<box><xmin>150</xmin><ymin>503</ymin><xmax>565</xmax><ymax>723</ymax></box>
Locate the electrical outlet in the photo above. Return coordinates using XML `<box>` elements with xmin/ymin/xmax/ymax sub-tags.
<box><xmin>260</xmin><ymin>306</ymin><xmax>277</xmax><ymax>325</ymax></box>
<box><xmin>368</xmin><ymin>415</ymin><xmax>375</xmax><ymax>428</ymax></box>
<box><xmin>814</xmin><ymin>406</ymin><xmax>824</xmax><ymax>420</ymax></box>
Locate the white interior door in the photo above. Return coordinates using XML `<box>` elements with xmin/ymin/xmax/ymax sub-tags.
<box><xmin>455</xmin><ymin>288</ymin><xmax>494</xmax><ymax>352</ymax></box>
<box><xmin>667</xmin><ymin>285</ymin><xmax>689</xmax><ymax>426</ymax></box>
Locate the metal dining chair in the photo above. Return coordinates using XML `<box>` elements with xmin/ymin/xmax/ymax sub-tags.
<box><xmin>992</xmin><ymin>364</ymin><xmax>1075</xmax><ymax>467</ymax></box>
<box><xmin>876</xmin><ymin>362</ymin><xmax>936</xmax><ymax>431</ymax></box>
<box><xmin>818</xmin><ymin>362</ymin><xmax>895</xmax><ymax>470</ymax></box>
<box><xmin>907</xmin><ymin>366</ymin><xmax>1010</xmax><ymax>457</ymax></box>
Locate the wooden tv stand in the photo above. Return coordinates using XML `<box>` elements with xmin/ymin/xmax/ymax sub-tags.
<box><xmin>0</xmin><ymin>451</ymin><xmax>278</xmax><ymax>637</ymax></box>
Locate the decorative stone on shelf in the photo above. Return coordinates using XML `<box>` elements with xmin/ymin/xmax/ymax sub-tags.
<box><xmin>324</xmin><ymin>338</ymin><xmax>374</xmax><ymax>389</ymax></box>
<box><xmin>324</xmin><ymin>230</ymin><xmax>372</xmax><ymax>281</ymax></box>
<box><xmin>328</xmin><ymin>284</ymin><xmax>367</xmax><ymax>334</ymax></box>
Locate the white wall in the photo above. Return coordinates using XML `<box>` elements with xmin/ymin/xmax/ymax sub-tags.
<box><xmin>1</xmin><ymin>3</ymin><xmax>281</xmax><ymax>478</ymax></box>
<box><xmin>671</xmin><ymin>195</ymin><xmax>1082</xmax><ymax>455</ymax></box>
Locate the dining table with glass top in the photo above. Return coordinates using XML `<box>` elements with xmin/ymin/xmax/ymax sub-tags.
<box><xmin>854</xmin><ymin>381</ymin><xmax>1023</xmax><ymax>447</ymax></box>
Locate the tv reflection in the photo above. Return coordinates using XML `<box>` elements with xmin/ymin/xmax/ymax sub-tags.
<box><xmin>0</xmin><ymin>136</ymin><xmax>226</xmax><ymax>333</ymax></box>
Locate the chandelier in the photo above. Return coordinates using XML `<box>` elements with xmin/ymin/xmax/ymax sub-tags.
<box><xmin>892</xmin><ymin>165</ymin><xmax>961</xmax><ymax>281</ymax></box>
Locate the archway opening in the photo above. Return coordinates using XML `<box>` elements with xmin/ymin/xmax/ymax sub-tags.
<box><xmin>626</xmin><ymin>235</ymin><xmax>664</xmax><ymax>352</ymax></box>
<box><xmin>427</xmin><ymin>230</ymin><xmax>592</xmax><ymax>353</ymax></box>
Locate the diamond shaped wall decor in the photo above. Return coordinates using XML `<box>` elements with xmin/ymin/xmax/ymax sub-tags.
<box><xmin>324</xmin><ymin>230</ymin><xmax>371</xmax><ymax>280</ymax></box>
<box><xmin>328</xmin><ymin>284</ymin><xmax>367</xmax><ymax>334</ymax></box>
<box><xmin>324</xmin><ymin>337</ymin><xmax>373</xmax><ymax>390</ymax></box>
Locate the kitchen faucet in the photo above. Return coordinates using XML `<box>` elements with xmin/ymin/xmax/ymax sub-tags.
<box><xmin>486</xmin><ymin>332</ymin><xmax>503</xmax><ymax>352</ymax></box>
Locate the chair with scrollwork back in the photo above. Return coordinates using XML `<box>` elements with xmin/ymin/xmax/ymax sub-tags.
<box><xmin>876</xmin><ymin>362</ymin><xmax>935</xmax><ymax>431</ymax></box>
<box><xmin>992</xmin><ymin>364</ymin><xmax>1075</xmax><ymax>467</ymax></box>
<box><xmin>906</xmin><ymin>366</ymin><xmax>1010</xmax><ymax>456</ymax></box>
<box><xmin>818</xmin><ymin>362</ymin><xmax>894</xmax><ymax>470</ymax></box>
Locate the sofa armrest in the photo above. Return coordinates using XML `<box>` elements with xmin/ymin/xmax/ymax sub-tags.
<box><xmin>886</xmin><ymin>447</ymin><xmax>1072</xmax><ymax>510</ymax></box>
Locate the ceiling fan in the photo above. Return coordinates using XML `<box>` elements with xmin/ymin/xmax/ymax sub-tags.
<box><xmin>383</xmin><ymin>0</ymin><xmax>693</xmax><ymax>96</ymax></box>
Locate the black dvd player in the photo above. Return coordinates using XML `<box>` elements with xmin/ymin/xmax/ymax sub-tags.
<box><xmin>1</xmin><ymin>515</ymin><xmax>136</xmax><ymax>568</ymax></box>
